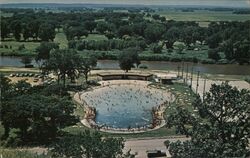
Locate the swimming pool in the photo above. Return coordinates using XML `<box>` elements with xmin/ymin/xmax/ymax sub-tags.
<box><xmin>81</xmin><ymin>80</ymin><xmax>172</xmax><ymax>129</ymax></box>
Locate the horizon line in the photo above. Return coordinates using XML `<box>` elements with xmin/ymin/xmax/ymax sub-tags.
<box><xmin>1</xmin><ymin>2</ymin><xmax>250</xmax><ymax>8</ymax></box>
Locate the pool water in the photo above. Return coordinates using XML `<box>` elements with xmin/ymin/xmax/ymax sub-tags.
<box><xmin>81</xmin><ymin>83</ymin><xmax>170</xmax><ymax>128</ymax></box>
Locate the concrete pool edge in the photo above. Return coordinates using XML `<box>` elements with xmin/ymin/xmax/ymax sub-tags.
<box><xmin>73</xmin><ymin>80</ymin><xmax>175</xmax><ymax>134</ymax></box>
<box><xmin>80</xmin><ymin>118</ymin><xmax>167</xmax><ymax>134</ymax></box>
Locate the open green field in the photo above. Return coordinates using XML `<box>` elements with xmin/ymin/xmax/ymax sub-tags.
<box><xmin>157</xmin><ymin>10</ymin><xmax>250</xmax><ymax>22</ymax></box>
<box><xmin>0</xmin><ymin>40</ymin><xmax>40</xmax><ymax>56</ymax></box>
<box><xmin>0</xmin><ymin>32</ymin><xmax>68</xmax><ymax>56</ymax></box>
<box><xmin>85</xmin><ymin>34</ymin><xmax>108</xmax><ymax>41</ymax></box>
<box><xmin>0</xmin><ymin>11</ymin><xmax>14</xmax><ymax>17</ymax></box>
<box><xmin>54</xmin><ymin>32</ymin><xmax>68</xmax><ymax>49</ymax></box>
<box><xmin>0</xmin><ymin>148</ymin><xmax>50</xmax><ymax>158</ymax></box>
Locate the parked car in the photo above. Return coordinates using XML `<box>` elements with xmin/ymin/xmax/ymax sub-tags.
<box><xmin>147</xmin><ymin>150</ymin><xmax>166</xmax><ymax>158</ymax></box>
<box><xmin>9</xmin><ymin>74</ymin><xmax>15</xmax><ymax>77</ymax></box>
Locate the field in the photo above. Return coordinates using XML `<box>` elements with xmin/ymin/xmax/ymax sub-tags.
<box><xmin>0</xmin><ymin>11</ymin><xmax>13</xmax><ymax>17</ymax></box>
<box><xmin>0</xmin><ymin>31</ymin><xmax>69</xmax><ymax>56</ymax></box>
<box><xmin>54</xmin><ymin>32</ymin><xmax>68</xmax><ymax>49</ymax></box>
<box><xmin>0</xmin><ymin>148</ymin><xmax>50</xmax><ymax>158</ymax></box>
<box><xmin>85</xmin><ymin>34</ymin><xmax>108</xmax><ymax>41</ymax></box>
<box><xmin>156</xmin><ymin>10</ymin><xmax>250</xmax><ymax>22</ymax></box>
<box><xmin>0</xmin><ymin>40</ymin><xmax>40</xmax><ymax>56</ymax></box>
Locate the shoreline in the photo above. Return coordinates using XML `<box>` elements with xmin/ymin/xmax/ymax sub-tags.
<box><xmin>1</xmin><ymin>55</ymin><xmax>250</xmax><ymax>66</ymax></box>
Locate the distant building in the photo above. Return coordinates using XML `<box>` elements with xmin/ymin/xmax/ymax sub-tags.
<box><xmin>156</xmin><ymin>74</ymin><xmax>177</xmax><ymax>84</ymax></box>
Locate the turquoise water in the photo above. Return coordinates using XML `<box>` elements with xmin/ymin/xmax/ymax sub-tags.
<box><xmin>81</xmin><ymin>84</ymin><xmax>170</xmax><ymax>128</ymax></box>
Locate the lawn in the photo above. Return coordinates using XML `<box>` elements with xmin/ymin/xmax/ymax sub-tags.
<box><xmin>0</xmin><ymin>11</ymin><xmax>13</xmax><ymax>17</ymax></box>
<box><xmin>0</xmin><ymin>40</ymin><xmax>40</xmax><ymax>56</ymax></box>
<box><xmin>85</xmin><ymin>34</ymin><xmax>108</xmax><ymax>41</ymax></box>
<box><xmin>54</xmin><ymin>32</ymin><xmax>68</xmax><ymax>49</ymax></box>
<box><xmin>0</xmin><ymin>148</ymin><xmax>50</xmax><ymax>158</ymax></box>
<box><xmin>0</xmin><ymin>32</ymin><xmax>68</xmax><ymax>56</ymax></box>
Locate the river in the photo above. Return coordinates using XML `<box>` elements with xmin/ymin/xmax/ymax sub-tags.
<box><xmin>0</xmin><ymin>56</ymin><xmax>249</xmax><ymax>75</ymax></box>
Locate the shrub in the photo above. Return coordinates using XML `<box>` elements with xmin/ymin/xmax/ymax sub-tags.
<box><xmin>208</xmin><ymin>49</ymin><xmax>221</xmax><ymax>61</ymax></box>
<box><xmin>139</xmin><ymin>64</ymin><xmax>148</xmax><ymax>69</ymax></box>
<box><xmin>217</xmin><ymin>59</ymin><xmax>229</xmax><ymax>64</ymax></box>
<box><xmin>18</xmin><ymin>44</ymin><xmax>25</xmax><ymax>50</ymax></box>
<box><xmin>201</xmin><ymin>59</ymin><xmax>216</xmax><ymax>64</ymax></box>
<box><xmin>150</xmin><ymin>43</ymin><xmax>162</xmax><ymax>53</ymax></box>
<box><xmin>244</xmin><ymin>76</ymin><xmax>250</xmax><ymax>84</ymax></box>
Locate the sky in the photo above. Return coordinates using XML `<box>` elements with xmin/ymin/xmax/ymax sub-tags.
<box><xmin>0</xmin><ymin>0</ymin><xmax>250</xmax><ymax>7</ymax></box>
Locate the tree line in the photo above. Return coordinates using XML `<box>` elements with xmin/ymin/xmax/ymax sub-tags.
<box><xmin>1</xmin><ymin>9</ymin><xmax>250</xmax><ymax>63</ymax></box>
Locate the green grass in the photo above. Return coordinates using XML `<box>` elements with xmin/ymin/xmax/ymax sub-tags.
<box><xmin>63</xmin><ymin>123</ymin><xmax>177</xmax><ymax>139</ymax></box>
<box><xmin>95</xmin><ymin>18</ymin><xmax>105</xmax><ymax>22</ymax></box>
<box><xmin>0</xmin><ymin>40</ymin><xmax>40</xmax><ymax>56</ymax></box>
<box><xmin>0</xmin><ymin>148</ymin><xmax>50</xmax><ymax>158</ymax></box>
<box><xmin>166</xmin><ymin>83</ymin><xmax>196</xmax><ymax>112</ymax></box>
<box><xmin>244</xmin><ymin>76</ymin><xmax>250</xmax><ymax>84</ymax></box>
<box><xmin>198</xmin><ymin>21</ymin><xmax>210</xmax><ymax>27</ymax></box>
<box><xmin>0</xmin><ymin>11</ymin><xmax>13</xmax><ymax>17</ymax></box>
<box><xmin>156</xmin><ymin>10</ymin><xmax>250</xmax><ymax>22</ymax></box>
<box><xmin>0</xmin><ymin>32</ymin><xmax>68</xmax><ymax>56</ymax></box>
<box><xmin>54</xmin><ymin>32</ymin><xmax>68</xmax><ymax>49</ymax></box>
<box><xmin>140</xmin><ymin>47</ymin><xmax>209</xmax><ymax>62</ymax></box>
<box><xmin>86</xmin><ymin>34</ymin><xmax>108</xmax><ymax>41</ymax></box>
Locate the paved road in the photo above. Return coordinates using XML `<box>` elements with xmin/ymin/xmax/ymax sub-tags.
<box><xmin>190</xmin><ymin>78</ymin><xmax>250</xmax><ymax>99</ymax></box>
<box><xmin>124</xmin><ymin>137</ymin><xmax>189</xmax><ymax>158</ymax></box>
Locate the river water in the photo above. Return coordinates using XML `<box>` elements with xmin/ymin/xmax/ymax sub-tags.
<box><xmin>0</xmin><ymin>56</ymin><xmax>249</xmax><ymax>75</ymax></box>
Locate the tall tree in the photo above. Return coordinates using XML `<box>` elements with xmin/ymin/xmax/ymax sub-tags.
<box><xmin>10</xmin><ymin>20</ymin><xmax>22</xmax><ymax>41</ymax></box>
<box><xmin>28</xmin><ymin>20</ymin><xmax>41</xmax><ymax>40</ymax></box>
<box><xmin>84</xmin><ymin>21</ymin><xmax>97</xmax><ymax>33</ymax></box>
<box><xmin>20</xmin><ymin>55</ymin><xmax>32</xmax><ymax>67</ymax></box>
<box><xmin>0</xmin><ymin>19</ymin><xmax>9</xmax><ymax>40</ymax></box>
<box><xmin>22</xmin><ymin>24</ymin><xmax>33</xmax><ymax>41</ymax></box>
<box><xmin>144</xmin><ymin>23</ymin><xmax>165</xmax><ymax>43</ymax></box>
<box><xmin>2</xmin><ymin>94</ymin><xmax>77</xmax><ymax>142</ymax></box>
<box><xmin>164</xmin><ymin>27</ymin><xmax>181</xmax><ymax>49</ymax></box>
<box><xmin>51</xmin><ymin>130</ymin><xmax>124</xmax><ymax>158</ymax></box>
<box><xmin>0</xmin><ymin>75</ymin><xmax>13</xmax><ymax>139</ymax></box>
<box><xmin>79</xmin><ymin>56</ymin><xmax>97</xmax><ymax>82</ymax></box>
<box><xmin>36</xmin><ymin>42</ymin><xmax>59</xmax><ymax>61</ymax></box>
<box><xmin>38</xmin><ymin>23</ymin><xmax>56</xmax><ymax>41</ymax></box>
<box><xmin>166</xmin><ymin>82</ymin><xmax>250</xmax><ymax>158</ymax></box>
<box><xmin>45</xmin><ymin>49</ymin><xmax>81</xmax><ymax>87</ymax></box>
<box><xmin>119</xmin><ymin>47</ymin><xmax>141</xmax><ymax>72</ymax></box>
<box><xmin>96</xmin><ymin>21</ymin><xmax>109</xmax><ymax>34</ymax></box>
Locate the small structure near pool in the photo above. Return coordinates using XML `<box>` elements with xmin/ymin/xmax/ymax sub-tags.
<box><xmin>97</xmin><ymin>72</ymin><xmax>153</xmax><ymax>81</ymax></box>
<box><xmin>156</xmin><ymin>74</ymin><xmax>177</xmax><ymax>84</ymax></box>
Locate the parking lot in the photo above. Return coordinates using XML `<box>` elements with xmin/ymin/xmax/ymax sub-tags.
<box><xmin>8</xmin><ymin>73</ymin><xmax>56</xmax><ymax>86</ymax></box>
